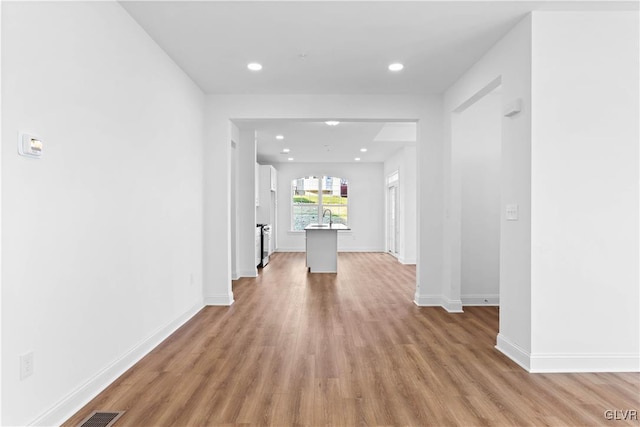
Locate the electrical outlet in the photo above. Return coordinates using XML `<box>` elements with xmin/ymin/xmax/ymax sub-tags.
<box><xmin>20</xmin><ymin>351</ymin><xmax>34</xmax><ymax>380</ymax></box>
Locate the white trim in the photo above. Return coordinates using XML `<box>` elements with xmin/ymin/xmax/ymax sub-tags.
<box><xmin>236</xmin><ymin>269</ymin><xmax>257</xmax><ymax>278</ymax></box>
<box><xmin>453</xmin><ymin>75</ymin><xmax>503</xmax><ymax>113</ymax></box>
<box><xmin>386</xmin><ymin>171</ymin><xmax>400</xmax><ymax>256</ymax></box>
<box><xmin>387</xmin><ymin>170</ymin><xmax>399</xmax><ymax>186</ymax></box>
<box><xmin>232</xmin><ymin>272</ymin><xmax>239</xmax><ymax>280</ymax></box>
<box><xmin>291</xmin><ymin>176</ymin><xmax>349</xmax><ymax>233</ymax></box>
<box><xmin>461</xmin><ymin>294</ymin><xmax>499</xmax><ymax>306</ymax></box>
<box><xmin>413</xmin><ymin>294</ymin><xmax>444</xmax><ymax>306</ymax></box>
<box><xmin>496</xmin><ymin>333</ymin><xmax>531</xmax><ymax>371</ymax></box>
<box><xmin>443</xmin><ymin>297</ymin><xmax>463</xmax><ymax>313</ymax></box>
<box><xmin>0</xmin><ymin>4</ymin><xmax>3</xmax><ymax>423</ymax></box>
<box><xmin>398</xmin><ymin>257</ymin><xmax>416</xmax><ymax>265</ymax></box>
<box><xmin>204</xmin><ymin>294</ymin><xmax>234</xmax><ymax>306</ymax></box>
<box><xmin>529</xmin><ymin>353</ymin><xmax>640</xmax><ymax>373</ymax></box>
<box><xmin>413</xmin><ymin>295</ymin><xmax>462</xmax><ymax>312</ymax></box>
<box><xmin>276</xmin><ymin>247</ymin><xmax>385</xmax><ymax>253</ymax></box>
<box><xmin>28</xmin><ymin>302</ymin><xmax>203</xmax><ymax>427</ymax></box>
<box><xmin>497</xmin><ymin>336</ymin><xmax>640</xmax><ymax>374</ymax></box>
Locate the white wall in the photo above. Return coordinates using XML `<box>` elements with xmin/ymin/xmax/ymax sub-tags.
<box><xmin>403</xmin><ymin>147</ymin><xmax>417</xmax><ymax>265</ymax></box>
<box><xmin>237</xmin><ymin>128</ymin><xmax>258</xmax><ymax>278</ymax></box>
<box><xmin>455</xmin><ymin>91</ymin><xmax>501</xmax><ymax>305</ymax></box>
<box><xmin>443</xmin><ymin>10</ymin><xmax>639</xmax><ymax>372</ymax></box>
<box><xmin>1</xmin><ymin>2</ymin><xmax>205</xmax><ymax>425</ymax></box>
<box><xmin>383</xmin><ymin>146</ymin><xmax>417</xmax><ymax>264</ymax></box>
<box><xmin>274</xmin><ymin>162</ymin><xmax>385</xmax><ymax>252</ymax></box>
<box><xmin>204</xmin><ymin>94</ymin><xmax>444</xmax><ymax>308</ymax></box>
<box><xmin>230</xmin><ymin>123</ymin><xmax>239</xmax><ymax>279</ymax></box>
<box><xmin>442</xmin><ymin>16</ymin><xmax>533</xmax><ymax>362</ymax></box>
<box><xmin>414</xmin><ymin>99</ymin><xmax>445</xmax><ymax>306</ymax></box>
<box><xmin>530</xmin><ymin>11</ymin><xmax>639</xmax><ymax>372</ymax></box>
<box><xmin>0</xmin><ymin>3</ymin><xmax>4</xmax><ymax>424</ymax></box>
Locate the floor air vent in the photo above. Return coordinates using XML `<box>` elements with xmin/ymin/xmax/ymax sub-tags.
<box><xmin>77</xmin><ymin>411</ymin><xmax>125</xmax><ymax>427</ymax></box>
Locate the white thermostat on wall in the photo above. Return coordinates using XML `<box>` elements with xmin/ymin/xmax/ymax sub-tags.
<box><xmin>503</xmin><ymin>98</ymin><xmax>522</xmax><ymax>118</ymax></box>
<box><xmin>18</xmin><ymin>132</ymin><xmax>43</xmax><ymax>158</ymax></box>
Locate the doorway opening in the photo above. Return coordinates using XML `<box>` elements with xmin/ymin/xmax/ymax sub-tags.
<box><xmin>231</xmin><ymin>119</ymin><xmax>417</xmax><ymax>277</ymax></box>
<box><xmin>452</xmin><ymin>82</ymin><xmax>502</xmax><ymax>307</ymax></box>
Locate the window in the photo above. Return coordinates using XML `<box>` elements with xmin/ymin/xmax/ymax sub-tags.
<box><xmin>291</xmin><ymin>176</ymin><xmax>348</xmax><ymax>231</ymax></box>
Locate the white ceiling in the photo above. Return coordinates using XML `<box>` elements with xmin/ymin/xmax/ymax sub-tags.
<box><xmin>120</xmin><ymin>1</ymin><xmax>636</xmax><ymax>95</ymax></box>
<box><xmin>121</xmin><ymin>1</ymin><xmax>635</xmax><ymax>163</ymax></box>
<box><xmin>237</xmin><ymin>120</ymin><xmax>416</xmax><ymax>163</ymax></box>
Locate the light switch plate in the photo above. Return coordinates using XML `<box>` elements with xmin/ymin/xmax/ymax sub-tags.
<box><xmin>20</xmin><ymin>351</ymin><xmax>34</xmax><ymax>380</ymax></box>
<box><xmin>506</xmin><ymin>204</ymin><xmax>519</xmax><ymax>221</ymax></box>
<box><xmin>18</xmin><ymin>132</ymin><xmax>43</xmax><ymax>158</ymax></box>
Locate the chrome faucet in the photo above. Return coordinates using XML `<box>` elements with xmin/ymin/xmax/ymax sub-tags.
<box><xmin>322</xmin><ymin>208</ymin><xmax>333</xmax><ymax>226</ymax></box>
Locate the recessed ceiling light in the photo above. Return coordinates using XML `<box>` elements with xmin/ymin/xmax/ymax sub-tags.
<box><xmin>325</xmin><ymin>121</ymin><xmax>340</xmax><ymax>126</ymax></box>
<box><xmin>247</xmin><ymin>62</ymin><xmax>262</xmax><ymax>71</ymax></box>
<box><xmin>288</xmin><ymin>157</ymin><xmax>294</xmax><ymax>161</ymax></box>
<box><xmin>355</xmin><ymin>157</ymin><xmax>361</xmax><ymax>161</ymax></box>
<box><xmin>388</xmin><ymin>63</ymin><xmax>404</xmax><ymax>72</ymax></box>
<box><xmin>360</xmin><ymin>148</ymin><xmax>368</xmax><ymax>152</ymax></box>
<box><xmin>276</xmin><ymin>135</ymin><xmax>284</xmax><ymax>140</ymax></box>
<box><xmin>282</xmin><ymin>148</ymin><xmax>290</xmax><ymax>153</ymax></box>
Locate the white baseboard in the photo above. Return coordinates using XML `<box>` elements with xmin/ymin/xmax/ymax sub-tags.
<box><xmin>204</xmin><ymin>293</ymin><xmax>234</xmax><ymax>306</ymax></box>
<box><xmin>414</xmin><ymin>294</ymin><xmax>443</xmax><ymax>306</ymax></box>
<box><xmin>236</xmin><ymin>269</ymin><xmax>257</xmax><ymax>278</ymax></box>
<box><xmin>529</xmin><ymin>353</ymin><xmax>640</xmax><ymax>373</ymax></box>
<box><xmin>231</xmin><ymin>272</ymin><xmax>239</xmax><ymax>280</ymax></box>
<box><xmin>398</xmin><ymin>256</ymin><xmax>416</xmax><ymax>265</ymax></box>
<box><xmin>462</xmin><ymin>294</ymin><xmax>499</xmax><ymax>306</ymax></box>
<box><xmin>496</xmin><ymin>334</ymin><xmax>640</xmax><ymax>373</ymax></box>
<box><xmin>496</xmin><ymin>334</ymin><xmax>639</xmax><ymax>373</ymax></box>
<box><xmin>442</xmin><ymin>297</ymin><xmax>463</xmax><ymax>313</ymax></box>
<box><xmin>412</xmin><ymin>294</ymin><xmax>463</xmax><ymax>312</ymax></box>
<box><xmin>275</xmin><ymin>248</ymin><xmax>385</xmax><ymax>253</ymax></box>
<box><xmin>29</xmin><ymin>302</ymin><xmax>204</xmax><ymax>427</ymax></box>
<box><xmin>496</xmin><ymin>333</ymin><xmax>531</xmax><ymax>371</ymax></box>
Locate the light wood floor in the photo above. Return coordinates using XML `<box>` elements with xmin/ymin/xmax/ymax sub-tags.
<box><xmin>65</xmin><ymin>252</ymin><xmax>639</xmax><ymax>426</ymax></box>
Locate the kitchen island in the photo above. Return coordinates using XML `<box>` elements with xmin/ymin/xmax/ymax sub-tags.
<box><xmin>304</xmin><ymin>223</ymin><xmax>350</xmax><ymax>273</ymax></box>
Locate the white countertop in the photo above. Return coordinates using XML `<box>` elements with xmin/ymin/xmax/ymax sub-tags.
<box><xmin>304</xmin><ymin>223</ymin><xmax>351</xmax><ymax>231</ymax></box>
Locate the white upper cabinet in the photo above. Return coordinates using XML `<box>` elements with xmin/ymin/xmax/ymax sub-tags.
<box><xmin>257</xmin><ymin>165</ymin><xmax>278</xmax><ymax>224</ymax></box>
<box><xmin>269</xmin><ymin>166</ymin><xmax>277</xmax><ymax>192</ymax></box>
<box><xmin>259</xmin><ymin>165</ymin><xmax>277</xmax><ymax>199</ymax></box>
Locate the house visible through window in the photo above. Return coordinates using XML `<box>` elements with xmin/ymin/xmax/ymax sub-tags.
<box><xmin>291</xmin><ymin>176</ymin><xmax>348</xmax><ymax>231</ymax></box>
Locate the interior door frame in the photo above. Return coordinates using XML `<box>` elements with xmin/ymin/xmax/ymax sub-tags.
<box><xmin>386</xmin><ymin>171</ymin><xmax>400</xmax><ymax>256</ymax></box>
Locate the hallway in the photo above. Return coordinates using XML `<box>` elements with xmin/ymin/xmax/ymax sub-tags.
<box><xmin>65</xmin><ymin>253</ymin><xmax>639</xmax><ymax>426</ymax></box>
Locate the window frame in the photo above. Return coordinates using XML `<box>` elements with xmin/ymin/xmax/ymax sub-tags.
<box><xmin>290</xmin><ymin>175</ymin><xmax>349</xmax><ymax>231</ymax></box>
